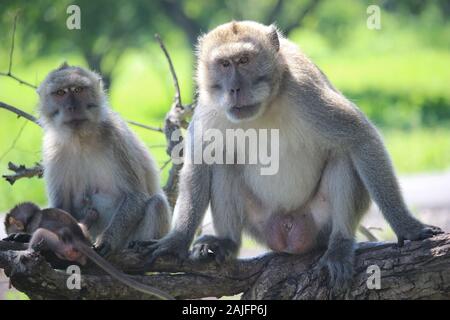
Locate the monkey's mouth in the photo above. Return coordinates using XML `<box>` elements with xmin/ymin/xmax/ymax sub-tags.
<box><xmin>228</xmin><ymin>103</ymin><xmax>261</xmax><ymax>120</ymax></box>
<box><xmin>64</xmin><ymin>119</ymin><xmax>88</xmax><ymax>128</ymax></box>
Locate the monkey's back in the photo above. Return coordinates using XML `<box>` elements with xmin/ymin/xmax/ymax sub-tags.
<box><xmin>39</xmin><ymin>208</ymin><xmax>86</xmax><ymax>241</ymax></box>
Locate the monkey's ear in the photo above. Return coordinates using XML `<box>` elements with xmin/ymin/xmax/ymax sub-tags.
<box><xmin>268</xmin><ymin>25</ymin><xmax>280</xmax><ymax>52</ymax></box>
<box><xmin>58</xmin><ymin>61</ymin><xmax>70</xmax><ymax>70</ymax></box>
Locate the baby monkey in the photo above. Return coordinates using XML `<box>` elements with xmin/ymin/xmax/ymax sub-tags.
<box><xmin>4</xmin><ymin>202</ymin><xmax>174</xmax><ymax>300</ymax></box>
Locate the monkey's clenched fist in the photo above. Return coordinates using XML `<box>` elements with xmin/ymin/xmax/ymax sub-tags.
<box><xmin>147</xmin><ymin>21</ymin><xmax>443</xmax><ymax>290</ymax></box>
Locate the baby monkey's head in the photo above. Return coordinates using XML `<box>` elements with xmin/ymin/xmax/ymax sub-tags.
<box><xmin>37</xmin><ymin>63</ymin><xmax>107</xmax><ymax>133</ymax></box>
<box><xmin>197</xmin><ymin>21</ymin><xmax>284</xmax><ymax>123</ymax></box>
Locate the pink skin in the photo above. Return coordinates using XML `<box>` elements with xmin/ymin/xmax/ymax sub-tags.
<box><xmin>265</xmin><ymin>212</ymin><xmax>318</xmax><ymax>255</ymax></box>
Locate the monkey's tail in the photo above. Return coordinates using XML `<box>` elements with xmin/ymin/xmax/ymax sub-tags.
<box><xmin>78</xmin><ymin>242</ymin><xmax>174</xmax><ymax>300</ymax></box>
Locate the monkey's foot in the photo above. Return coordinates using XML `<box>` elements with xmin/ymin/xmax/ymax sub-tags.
<box><xmin>314</xmin><ymin>239</ymin><xmax>355</xmax><ymax>297</ymax></box>
<box><xmin>396</xmin><ymin>223</ymin><xmax>444</xmax><ymax>247</ymax></box>
<box><xmin>2</xmin><ymin>233</ymin><xmax>32</xmax><ymax>243</ymax></box>
<box><xmin>128</xmin><ymin>240</ymin><xmax>158</xmax><ymax>253</ymax></box>
<box><xmin>190</xmin><ymin>235</ymin><xmax>238</xmax><ymax>264</ymax></box>
<box><xmin>143</xmin><ymin>233</ymin><xmax>190</xmax><ymax>266</ymax></box>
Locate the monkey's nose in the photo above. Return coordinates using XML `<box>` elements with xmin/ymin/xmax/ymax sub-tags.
<box><xmin>230</xmin><ymin>88</ymin><xmax>240</xmax><ymax>96</ymax></box>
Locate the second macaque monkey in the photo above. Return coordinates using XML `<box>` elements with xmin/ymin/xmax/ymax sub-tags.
<box><xmin>37</xmin><ymin>63</ymin><xmax>171</xmax><ymax>256</ymax></box>
<box><xmin>4</xmin><ymin>202</ymin><xmax>174</xmax><ymax>300</ymax></box>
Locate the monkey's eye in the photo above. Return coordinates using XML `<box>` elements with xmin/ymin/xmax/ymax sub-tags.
<box><xmin>55</xmin><ymin>89</ymin><xmax>67</xmax><ymax>96</ymax></box>
<box><xmin>73</xmin><ymin>87</ymin><xmax>83</xmax><ymax>93</ymax></box>
<box><xmin>238</xmin><ymin>56</ymin><xmax>249</xmax><ymax>64</ymax></box>
<box><xmin>220</xmin><ymin>60</ymin><xmax>231</xmax><ymax>68</ymax></box>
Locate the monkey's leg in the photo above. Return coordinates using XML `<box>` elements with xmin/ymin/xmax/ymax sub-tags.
<box><xmin>145</xmin><ymin>161</ymin><xmax>212</xmax><ymax>264</ymax></box>
<box><xmin>130</xmin><ymin>193</ymin><xmax>171</xmax><ymax>242</ymax></box>
<box><xmin>190</xmin><ymin>167</ymin><xmax>243</xmax><ymax>263</ymax></box>
<box><xmin>94</xmin><ymin>192</ymin><xmax>149</xmax><ymax>256</ymax></box>
<box><xmin>298</xmin><ymin>86</ymin><xmax>442</xmax><ymax>244</ymax></box>
<box><xmin>29</xmin><ymin>228</ymin><xmax>63</xmax><ymax>254</ymax></box>
<box><xmin>315</xmin><ymin>156</ymin><xmax>365</xmax><ymax>291</ymax></box>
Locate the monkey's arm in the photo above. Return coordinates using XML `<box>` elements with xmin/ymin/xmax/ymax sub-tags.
<box><xmin>296</xmin><ymin>81</ymin><xmax>442</xmax><ymax>241</ymax></box>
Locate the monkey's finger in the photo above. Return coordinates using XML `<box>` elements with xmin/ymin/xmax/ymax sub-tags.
<box><xmin>94</xmin><ymin>242</ymin><xmax>112</xmax><ymax>257</ymax></box>
<box><xmin>145</xmin><ymin>247</ymin><xmax>168</xmax><ymax>266</ymax></box>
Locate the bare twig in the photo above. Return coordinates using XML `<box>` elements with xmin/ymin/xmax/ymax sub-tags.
<box><xmin>358</xmin><ymin>225</ymin><xmax>378</xmax><ymax>242</ymax></box>
<box><xmin>127</xmin><ymin>120</ymin><xmax>163</xmax><ymax>133</ymax></box>
<box><xmin>160</xmin><ymin>158</ymin><xmax>172</xmax><ymax>171</ymax></box>
<box><xmin>0</xmin><ymin>121</ymin><xmax>28</xmax><ymax>162</ymax></box>
<box><xmin>2</xmin><ymin>162</ymin><xmax>43</xmax><ymax>185</ymax></box>
<box><xmin>0</xmin><ymin>101</ymin><xmax>39</xmax><ymax>125</ymax></box>
<box><xmin>154</xmin><ymin>33</ymin><xmax>183</xmax><ymax>108</ymax></box>
<box><xmin>154</xmin><ymin>34</ymin><xmax>195</xmax><ymax>208</ymax></box>
<box><xmin>0</xmin><ymin>12</ymin><xmax>37</xmax><ymax>89</ymax></box>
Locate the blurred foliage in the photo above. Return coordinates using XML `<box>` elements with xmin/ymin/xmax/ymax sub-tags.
<box><xmin>0</xmin><ymin>0</ymin><xmax>449</xmax><ymax>215</ymax></box>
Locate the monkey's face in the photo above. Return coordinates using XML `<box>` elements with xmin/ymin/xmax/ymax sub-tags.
<box><xmin>38</xmin><ymin>65</ymin><xmax>106</xmax><ymax>133</ymax></box>
<box><xmin>4</xmin><ymin>215</ymin><xmax>25</xmax><ymax>234</ymax></box>
<box><xmin>197</xmin><ymin>21</ymin><xmax>281</xmax><ymax>123</ymax></box>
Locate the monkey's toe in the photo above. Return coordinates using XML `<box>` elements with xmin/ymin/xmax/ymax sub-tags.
<box><xmin>190</xmin><ymin>235</ymin><xmax>238</xmax><ymax>264</ymax></box>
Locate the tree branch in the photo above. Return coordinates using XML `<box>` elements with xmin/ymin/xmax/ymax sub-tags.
<box><xmin>2</xmin><ymin>162</ymin><xmax>44</xmax><ymax>185</ymax></box>
<box><xmin>0</xmin><ymin>101</ymin><xmax>39</xmax><ymax>125</ymax></box>
<box><xmin>1</xmin><ymin>234</ymin><xmax>449</xmax><ymax>299</ymax></box>
<box><xmin>155</xmin><ymin>34</ymin><xmax>194</xmax><ymax>208</ymax></box>
<box><xmin>0</xmin><ymin>12</ymin><xmax>38</xmax><ymax>89</ymax></box>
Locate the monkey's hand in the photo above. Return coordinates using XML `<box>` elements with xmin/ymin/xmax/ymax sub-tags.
<box><xmin>314</xmin><ymin>238</ymin><xmax>355</xmax><ymax>296</ymax></box>
<box><xmin>3</xmin><ymin>233</ymin><xmax>32</xmax><ymax>243</ymax></box>
<box><xmin>394</xmin><ymin>220</ymin><xmax>444</xmax><ymax>246</ymax></box>
<box><xmin>139</xmin><ymin>232</ymin><xmax>191</xmax><ymax>266</ymax></box>
<box><xmin>190</xmin><ymin>235</ymin><xmax>238</xmax><ymax>264</ymax></box>
<box><xmin>94</xmin><ymin>234</ymin><xmax>117</xmax><ymax>257</ymax></box>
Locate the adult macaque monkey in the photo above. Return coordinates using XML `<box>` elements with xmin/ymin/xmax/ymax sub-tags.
<box><xmin>3</xmin><ymin>202</ymin><xmax>174</xmax><ymax>300</ymax></box>
<box><xmin>37</xmin><ymin>63</ymin><xmax>171</xmax><ymax>256</ymax></box>
<box><xmin>146</xmin><ymin>21</ymin><xmax>443</xmax><ymax>288</ymax></box>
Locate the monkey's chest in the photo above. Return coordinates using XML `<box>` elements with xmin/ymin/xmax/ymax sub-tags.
<box><xmin>50</xmin><ymin>150</ymin><xmax>123</xmax><ymax>207</ymax></box>
<box><xmin>243</xmin><ymin>131</ymin><xmax>325</xmax><ymax>213</ymax></box>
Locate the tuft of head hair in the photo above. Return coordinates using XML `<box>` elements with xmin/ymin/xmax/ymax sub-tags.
<box><xmin>197</xmin><ymin>21</ymin><xmax>281</xmax><ymax>58</ymax></box>
<box><xmin>37</xmin><ymin>63</ymin><xmax>104</xmax><ymax>98</ymax></box>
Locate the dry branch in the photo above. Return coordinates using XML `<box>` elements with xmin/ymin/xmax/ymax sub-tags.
<box><xmin>1</xmin><ymin>234</ymin><xmax>449</xmax><ymax>300</ymax></box>
<box><xmin>2</xmin><ymin>162</ymin><xmax>43</xmax><ymax>185</ymax></box>
<box><xmin>155</xmin><ymin>33</ymin><xmax>194</xmax><ymax>208</ymax></box>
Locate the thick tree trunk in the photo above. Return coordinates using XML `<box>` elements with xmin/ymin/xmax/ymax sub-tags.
<box><xmin>0</xmin><ymin>233</ymin><xmax>449</xmax><ymax>300</ymax></box>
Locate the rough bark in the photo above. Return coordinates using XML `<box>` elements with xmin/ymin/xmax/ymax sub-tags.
<box><xmin>0</xmin><ymin>233</ymin><xmax>449</xmax><ymax>300</ymax></box>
